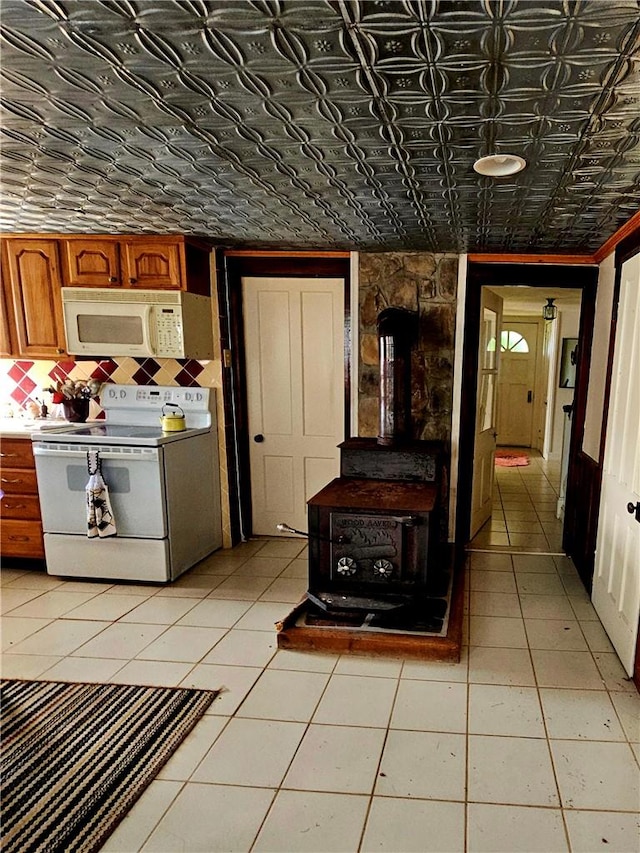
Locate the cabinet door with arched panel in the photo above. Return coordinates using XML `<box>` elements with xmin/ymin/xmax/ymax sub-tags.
<box><xmin>2</xmin><ymin>238</ymin><xmax>68</xmax><ymax>358</ymax></box>
<box><xmin>121</xmin><ymin>240</ymin><xmax>183</xmax><ymax>289</ymax></box>
<box><xmin>61</xmin><ymin>239</ymin><xmax>122</xmax><ymax>287</ymax></box>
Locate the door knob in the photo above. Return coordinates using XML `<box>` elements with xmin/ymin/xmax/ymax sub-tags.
<box><xmin>626</xmin><ymin>502</ymin><xmax>640</xmax><ymax>522</ymax></box>
<box><xmin>254</xmin><ymin>434</ymin><xmax>264</xmax><ymax>443</ymax></box>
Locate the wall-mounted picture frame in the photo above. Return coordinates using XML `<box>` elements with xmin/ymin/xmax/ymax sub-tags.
<box><xmin>559</xmin><ymin>338</ymin><xmax>578</xmax><ymax>388</ymax></box>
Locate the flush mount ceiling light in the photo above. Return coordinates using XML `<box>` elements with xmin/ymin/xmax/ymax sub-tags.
<box><xmin>542</xmin><ymin>298</ymin><xmax>558</xmax><ymax>321</ymax></box>
<box><xmin>473</xmin><ymin>154</ymin><xmax>527</xmax><ymax>177</ymax></box>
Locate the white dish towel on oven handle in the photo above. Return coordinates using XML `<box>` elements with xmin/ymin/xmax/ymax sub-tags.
<box><xmin>86</xmin><ymin>450</ymin><xmax>117</xmax><ymax>538</ymax></box>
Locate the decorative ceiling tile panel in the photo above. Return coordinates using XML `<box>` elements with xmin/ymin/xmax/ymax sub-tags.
<box><xmin>0</xmin><ymin>0</ymin><xmax>638</xmax><ymax>252</ymax></box>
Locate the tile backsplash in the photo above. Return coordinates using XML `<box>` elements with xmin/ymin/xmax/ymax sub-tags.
<box><xmin>0</xmin><ymin>357</ymin><xmax>220</xmax><ymax>416</ymax></box>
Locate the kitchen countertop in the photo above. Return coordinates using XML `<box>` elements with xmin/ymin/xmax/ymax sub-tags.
<box><xmin>0</xmin><ymin>418</ymin><xmax>73</xmax><ymax>438</ymax></box>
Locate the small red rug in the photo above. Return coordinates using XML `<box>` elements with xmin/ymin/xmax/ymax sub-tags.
<box><xmin>495</xmin><ymin>451</ymin><xmax>530</xmax><ymax>467</ymax></box>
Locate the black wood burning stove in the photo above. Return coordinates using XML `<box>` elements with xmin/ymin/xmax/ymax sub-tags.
<box><xmin>307</xmin><ymin>443</ymin><xmax>443</xmax><ymax>614</ymax></box>
<box><xmin>306</xmin><ymin>308</ymin><xmax>446</xmax><ymax>616</ymax></box>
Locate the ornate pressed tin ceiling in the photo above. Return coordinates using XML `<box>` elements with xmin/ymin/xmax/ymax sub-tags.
<box><xmin>1</xmin><ymin>0</ymin><xmax>639</xmax><ymax>253</ymax></box>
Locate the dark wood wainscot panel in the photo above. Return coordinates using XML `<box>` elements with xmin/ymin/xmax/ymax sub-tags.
<box><xmin>563</xmin><ymin>450</ymin><xmax>601</xmax><ymax>593</ymax></box>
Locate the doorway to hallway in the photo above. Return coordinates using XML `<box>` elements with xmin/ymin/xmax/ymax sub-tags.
<box><xmin>469</xmin><ymin>448</ymin><xmax>563</xmax><ymax>553</ymax></box>
<box><xmin>456</xmin><ymin>261</ymin><xmax>598</xmax><ymax>567</ymax></box>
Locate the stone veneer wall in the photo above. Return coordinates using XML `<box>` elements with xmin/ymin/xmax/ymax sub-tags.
<box><xmin>358</xmin><ymin>252</ymin><xmax>458</xmax><ymax>444</ymax></box>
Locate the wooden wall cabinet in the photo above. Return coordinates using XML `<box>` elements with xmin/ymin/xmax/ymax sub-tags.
<box><xmin>121</xmin><ymin>240</ymin><xmax>182</xmax><ymax>288</ymax></box>
<box><xmin>0</xmin><ymin>437</ymin><xmax>45</xmax><ymax>559</ymax></box>
<box><xmin>1</xmin><ymin>234</ymin><xmax>212</xmax><ymax>356</ymax></box>
<box><xmin>59</xmin><ymin>238</ymin><xmax>121</xmax><ymax>287</ymax></box>
<box><xmin>1</xmin><ymin>238</ymin><xmax>68</xmax><ymax>359</ymax></box>
<box><xmin>0</xmin><ymin>273</ymin><xmax>13</xmax><ymax>357</ymax></box>
<box><xmin>60</xmin><ymin>235</ymin><xmax>211</xmax><ymax>294</ymax></box>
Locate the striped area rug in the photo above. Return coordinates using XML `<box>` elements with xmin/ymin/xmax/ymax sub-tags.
<box><xmin>1</xmin><ymin>679</ymin><xmax>219</xmax><ymax>853</ymax></box>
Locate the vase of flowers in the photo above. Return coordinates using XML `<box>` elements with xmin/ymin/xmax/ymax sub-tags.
<box><xmin>45</xmin><ymin>379</ymin><xmax>102</xmax><ymax>423</ymax></box>
<box><xmin>62</xmin><ymin>397</ymin><xmax>90</xmax><ymax>422</ymax></box>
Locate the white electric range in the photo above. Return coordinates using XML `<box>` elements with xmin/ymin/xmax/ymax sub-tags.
<box><xmin>32</xmin><ymin>385</ymin><xmax>222</xmax><ymax>582</ymax></box>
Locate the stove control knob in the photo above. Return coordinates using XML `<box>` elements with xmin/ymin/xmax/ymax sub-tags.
<box><xmin>336</xmin><ymin>556</ymin><xmax>357</xmax><ymax>576</ymax></box>
<box><xmin>373</xmin><ymin>559</ymin><xmax>394</xmax><ymax>579</ymax></box>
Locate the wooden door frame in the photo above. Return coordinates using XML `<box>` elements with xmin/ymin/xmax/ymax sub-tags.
<box><xmin>596</xmin><ymin>229</ymin><xmax>640</xmax><ymax>690</ymax></box>
<box><xmin>220</xmin><ymin>251</ymin><xmax>351</xmax><ymax>544</ymax></box>
<box><xmin>457</xmin><ymin>262</ymin><xmax>599</xmax><ymax>561</ymax></box>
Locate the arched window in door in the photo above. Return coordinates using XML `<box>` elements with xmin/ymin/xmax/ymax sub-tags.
<box><xmin>487</xmin><ymin>330</ymin><xmax>530</xmax><ymax>353</ymax></box>
<box><xmin>501</xmin><ymin>330</ymin><xmax>530</xmax><ymax>353</ymax></box>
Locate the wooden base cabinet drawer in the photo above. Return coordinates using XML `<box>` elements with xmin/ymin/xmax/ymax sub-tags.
<box><xmin>1</xmin><ymin>493</ymin><xmax>42</xmax><ymax>519</ymax></box>
<box><xmin>0</xmin><ymin>437</ymin><xmax>45</xmax><ymax>559</ymax></box>
<box><xmin>1</xmin><ymin>520</ymin><xmax>45</xmax><ymax>558</ymax></box>
<box><xmin>1</xmin><ymin>439</ymin><xmax>37</xmax><ymax>468</ymax></box>
<box><xmin>0</xmin><ymin>468</ymin><xmax>39</xmax><ymax>494</ymax></box>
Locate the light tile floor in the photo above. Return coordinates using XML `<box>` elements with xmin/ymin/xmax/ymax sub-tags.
<box><xmin>471</xmin><ymin>448</ymin><xmax>564</xmax><ymax>552</ymax></box>
<box><xmin>1</xmin><ymin>541</ymin><xmax>639</xmax><ymax>852</ymax></box>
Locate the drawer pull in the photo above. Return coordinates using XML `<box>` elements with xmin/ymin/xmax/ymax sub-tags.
<box><xmin>3</xmin><ymin>503</ymin><xmax>26</xmax><ymax>509</ymax></box>
<box><xmin>1</xmin><ymin>478</ymin><xmax>23</xmax><ymax>484</ymax></box>
<box><xmin>8</xmin><ymin>535</ymin><xmax>30</xmax><ymax>542</ymax></box>
<box><xmin>0</xmin><ymin>452</ymin><xmax>19</xmax><ymax>458</ymax></box>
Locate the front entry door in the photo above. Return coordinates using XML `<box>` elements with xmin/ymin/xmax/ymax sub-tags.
<box><xmin>497</xmin><ymin>321</ymin><xmax>540</xmax><ymax>447</ymax></box>
<box><xmin>470</xmin><ymin>288</ymin><xmax>503</xmax><ymax>538</ymax></box>
<box><xmin>243</xmin><ymin>277</ymin><xmax>345</xmax><ymax>536</ymax></box>
<box><xmin>592</xmin><ymin>251</ymin><xmax>640</xmax><ymax>676</ymax></box>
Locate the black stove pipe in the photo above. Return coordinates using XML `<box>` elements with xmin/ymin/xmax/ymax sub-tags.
<box><xmin>377</xmin><ymin>307</ymin><xmax>418</xmax><ymax>446</ymax></box>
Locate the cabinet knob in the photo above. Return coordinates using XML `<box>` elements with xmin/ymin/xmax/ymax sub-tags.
<box><xmin>253</xmin><ymin>434</ymin><xmax>265</xmax><ymax>443</ymax></box>
<box><xmin>129</xmin><ymin>277</ymin><xmax>137</xmax><ymax>284</ymax></box>
<box><xmin>56</xmin><ymin>348</ymin><xmax>64</xmax><ymax>354</ymax></box>
<box><xmin>109</xmin><ymin>276</ymin><xmax>118</xmax><ymax>283</ymax></box>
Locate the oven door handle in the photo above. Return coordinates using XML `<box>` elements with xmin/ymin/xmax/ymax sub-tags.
<box><xmin>32</xmin><ymin>445</ymin><xmax>159</xmax><ymax>460</ymax></box>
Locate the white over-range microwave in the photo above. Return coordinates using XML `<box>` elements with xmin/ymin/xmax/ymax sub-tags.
<box><xmin>61</xmin><ymin>288</ymin><xmax>215</xmax><ymax>359</ymax></box>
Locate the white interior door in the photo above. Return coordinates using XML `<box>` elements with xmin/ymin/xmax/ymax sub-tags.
<box><xmin>470</xmin><ymin>289</ymin><xmax>503</xmax><ymax>538</ymax></box>
<box><xmin>243</xmin><ymin>277</ymin><xmax>345</xmax><ymax>536</ymax></box>
<box><xmin>497</xmin><ymin>321</ymin><xmax>539</xmax><ymax>446</ymax></box>
<box><xmin>592</xmin><ymin>251</ymin><xmax>640</xmax><ymax>676</ymax></box>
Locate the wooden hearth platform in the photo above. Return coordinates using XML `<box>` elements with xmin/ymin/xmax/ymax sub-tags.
<box><xmin>276</xmin><ymin>548</ymin><xmax>465</xmax><ymax>662</ymax></box>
